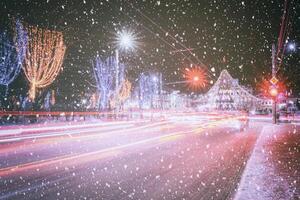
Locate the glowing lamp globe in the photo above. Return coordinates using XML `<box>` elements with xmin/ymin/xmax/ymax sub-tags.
<box><xmin>115</xmin><ymin>29</ymin><xmax>138</xmax><ymax>51</ymax></box>
<box><xmin>288</xmin><ymin>43</ymin><xmax>296</xmax><ymax>51</ymax></box>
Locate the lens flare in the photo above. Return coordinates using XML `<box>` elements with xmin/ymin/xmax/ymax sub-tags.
<box><xmin>183</xmin><ymin>66</ymin><xmax>207</xmax><ymax>90</ymax></box>
<box><xmin>114</xmin><ymin>29</ymin><xmax>139</xmax><ymax>51</ymax></box>
<box><xmin>257</xmin><ymin>78</ymin><xmax>286</xmax><ymax>98</ymax></box>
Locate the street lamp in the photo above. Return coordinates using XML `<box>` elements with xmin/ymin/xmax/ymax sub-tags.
<box><xmin>115</xmin><ymin>29</ymin><xmax>138</xmax><ymax>51</ymax></box>
<box><xmin>288</xmin><ymin>43</ymin><xmax>296</xmax><ymax>51</ymax></box>
<box><xmin>287</xmin><ymin>42</ymin><xmax>299</xmax><ymax>53</ymax></box>
<box><xmin>114</xmin><ymin>29</ymin><xmax>138</xmax><ymax>90</ymax></box>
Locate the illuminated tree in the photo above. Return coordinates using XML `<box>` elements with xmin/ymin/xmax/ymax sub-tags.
<box><xmin>50</xmin><ymin>89</ymin><xmax>56</xmax><ymax>106</ymax></box>
<box><xmin>43</xmin><ymin>90</ymin><xmax>51</xmax><ymax>111</ymax></box>
<box><xmin>43</xmin><ymin>89</ymin><xmax>56</xmax><ymax>111</ymax></box>
<box><xmin>0</xmin><ymin>19</ymin><xmax>27</xmax><ymax>95</ymax></box>
<box><xmin>138</xmin><ymin>73</ymin><xmax>160</xmax><ymax>109</ymax></box>
<box><xmin>23</xmin><ymin>25</ymin><xmax>66</xmax><ymax>101</ymax></box>
<box><xmin>90</xmin><ymin>93</ymin><xmax>98</xmax><ymax>109</ymax></box>
<box><xmin>110</xmin><ymin>79</ymin><xmax>132</xmax><ymax>110</ymax></box>
<box><xmin>118</xmin><ymin>79</ymin><xmax>132</xmax><ymax>102</ymax></box>
<box><xmin>92</xmin><ymin>55</ymin><xmax>115</xmax><ymax>110</ymax></box>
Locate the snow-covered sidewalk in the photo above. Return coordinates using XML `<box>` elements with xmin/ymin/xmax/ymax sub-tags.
<box><xmin>234</xmin><ymin>124</ymin><xmax>299</xmax><ymax>200</ymax></box>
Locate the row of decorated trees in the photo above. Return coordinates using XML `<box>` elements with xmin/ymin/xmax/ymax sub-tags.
<box><xmin>0</xmin><ymin>19</ymin><xmax>66</xmax><ymax>111</ymax></box>
<box><xmin>0</xmin><ymin>19</ymin><xmax>132</xmax><ymax>112</ymax></box>
<box><xmin>92</xmin><ymin>55</ymin><xmax>132</xmax><ymax>111</ymax></box>
<box><xmin>0</xmin><ymin>20</ymin><xmax>27</xmax><ymax>95</ymax></box>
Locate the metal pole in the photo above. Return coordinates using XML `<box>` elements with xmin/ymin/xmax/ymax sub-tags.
<box><xmin>115</xmin><ymin>49</ymin><xmax>119</xmax><ymax>91</ymax></box>
<box><xmin>271</xmin><ymin>44</ymin><xmax>277</xmax><ymax>124</ymax></box>
<box><xmin>273</xmin><ymin>99</ymin><xmax>277</xmax><ymax>124</ymax></box>
<box><xmin>272</xmin><ymin>44</ymin><xmax>276</xmax><ymax>77</ymax></box>
<box><xmin>160</xmin><ymin>73</ymin><xmax>163</xmax><ymax>110</ymax></box>
<box><xmin>115</xmin><ymin>49</ymin><xmax>120</xmax><ymax>116</ymax></box>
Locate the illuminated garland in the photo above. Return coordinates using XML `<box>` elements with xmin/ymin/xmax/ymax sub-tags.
<box><xmin>92</xmin><ymin>55</ymin><xmax>115</xmax><ymax>110</ymax></box>
<box><xmin>110</xmin><ymin>79</ymin><xmax>132</xmax><ymax>109</ymax></box>
<box><xmin>0</xmin><ymin>19</ymin><xmax>27</xmax><ymax>95</ymax></box>
<box><xmin>23</xmin><ymin>25</ymin><xmax>66</xmax><ymax>101</ymax></box>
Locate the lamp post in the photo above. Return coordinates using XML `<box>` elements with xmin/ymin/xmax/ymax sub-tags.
<box><xmin>115</xmin><ymin>29</ymin><xmax>138</xmax><ymax>91</ymax></box>
<box><xmin>115</xmin><ymin>49</ymin><xmax>119</xmax><ymax>91</ymax></box>
<box><xmin>270</xmin><ymin>44</ymin><xmax>279</xmax><ymax>124</ymax></box>
<box><xmin>114</xmin><ymin>29</ymin><xmax>138</xmax><ymax>113</ymax></box>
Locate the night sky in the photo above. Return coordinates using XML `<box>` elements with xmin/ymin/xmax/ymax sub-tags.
<box><xmin>1</xmin><ymin>0</ymin><xmax>300</xmax><ymax>105</ymax></box>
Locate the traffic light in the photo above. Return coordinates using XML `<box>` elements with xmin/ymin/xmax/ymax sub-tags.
<box><xmin>269</xmin><ymin>87</ymin><xmax>278</xmax><ymax>97</ymax></box>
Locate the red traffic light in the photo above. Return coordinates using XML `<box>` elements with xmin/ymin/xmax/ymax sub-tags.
<box><xmin>269</xmin><ymin>87</ymin><xmax>278</xmax><ymax>97</ymax></box>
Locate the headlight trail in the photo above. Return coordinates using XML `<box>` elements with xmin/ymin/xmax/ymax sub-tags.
<box><xmin>0</xmin><ymin>120</ymin><xmax>173</xmax><ymax>159</ymax></box>
<box><xmin>0</xmin><ymin>116</ymin><xmax>241</xmax><ymax>178</ymax></box>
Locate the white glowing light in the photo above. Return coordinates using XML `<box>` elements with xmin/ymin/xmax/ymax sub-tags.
<box><xmin>193</xmin><ymin>76</ymin><xmax>199</xmax><ymax>82</ymax></box>
<box><xmin>288</xmin><ymin>43</ymin><xmax>296</xmax><ymax>51</ymax></box>
<box><xmin>152</xmin><ymin>76</ymin><xmax>158</xmax><ymax>82</ymax></box>
<box><xmin>115</xmin><ymin>29</ymin><xmax>138</xmax><ymax>51</ymax></box>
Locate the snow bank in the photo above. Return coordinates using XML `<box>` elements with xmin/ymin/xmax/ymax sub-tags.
<box><xmin>234</xmin><ymin>125</ymin><xmax>293</xmax><ymax>200</ymax></box>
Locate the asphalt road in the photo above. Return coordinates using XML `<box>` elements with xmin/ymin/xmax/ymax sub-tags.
<box><xmin>0</xmin><ymin>114</ymin><xmax>260</xmax><ymax>200</ymax></box>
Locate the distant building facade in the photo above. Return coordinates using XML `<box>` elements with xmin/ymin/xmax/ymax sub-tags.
<box><xmin>196</xmin><ymin>70</ymin><xmax>268</xmax><ymax>111</ymax></box>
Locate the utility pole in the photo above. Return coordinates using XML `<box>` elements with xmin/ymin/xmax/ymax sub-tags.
<box><xmin>159</xmin><ymin>73</ymin><xmax>163</xmax><ymax>110</ymax></box>
<box><xmin>271</xmin><ymin>44</ymin><xmax>278</xmax><ymax>124</ymax></box>
<box><xmin>115</xmin><ymin>49</ymin><xmax>119</xmax><ymax>92</ymax></box>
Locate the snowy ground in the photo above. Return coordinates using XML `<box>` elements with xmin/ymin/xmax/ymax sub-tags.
<box><xmin>234</xmin><ymin>124</ymin><xmax>300</xmax><ymax>200</ymax></box>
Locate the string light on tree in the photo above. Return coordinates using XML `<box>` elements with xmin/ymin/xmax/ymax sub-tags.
<box><xmin>110</xmin><ymin>79</ymin><xmax>132</xmax><ymax>110</ymax></box>
<box><xmin>23</xmin><ymin>26</ymin><xmax>66</xmax><ymax>101</ymax></box>
<box><xmin>92</xmin><ymin>55</ymin><xmax>116</xmax><ymax>110</ymax></box>
<box><xmin>0</xmin><ymin>19</ymin><xmax>27</xmax><ymax>95</ymax></box>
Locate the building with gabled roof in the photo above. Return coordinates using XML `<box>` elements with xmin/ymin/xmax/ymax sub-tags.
<box><xmin>197</xmin><ymin>69</ymin><xmax>266</xmax><ymax>111</ymax></box>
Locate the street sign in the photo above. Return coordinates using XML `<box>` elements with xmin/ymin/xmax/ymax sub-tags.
<box><xmin>270</xmin><ymin>76</ymin><xmax>278</xmax><ymax>85</ymax></box>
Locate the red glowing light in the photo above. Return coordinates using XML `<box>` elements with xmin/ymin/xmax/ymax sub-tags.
<box><xmin>183</xmin><ymin>67</ymin><xmax>207</xmax><ymax>90</ymax></box>
<box><xmin>257</xmin><ymin>78</ymin><xmax>286</xmax><ymax>98</ymax></box>
<box><xmin>269</xmin><ymin>88</ymin><xmax>278</xmax><ymax>97</ymax></box>
<box><xmin>193</xmin><ymin>76</ymin><xmax>199</xmax><ymax>82</ymax></box>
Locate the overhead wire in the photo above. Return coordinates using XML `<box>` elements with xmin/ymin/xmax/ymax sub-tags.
<box><xmin>123</xmin><ymin>1</ymin><xmax>215</xmax><ymax>79</ymax></box>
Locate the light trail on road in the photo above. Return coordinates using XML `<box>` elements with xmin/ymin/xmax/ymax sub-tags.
<box><xmin>0</xmin><ymin>116</ymin><xmax>240</xmax><ymax>176</ymax></box>
<box><xmin>0</xmin><ymin>113</ymin><xmax>258</xmax><ymax>199</ymax></box>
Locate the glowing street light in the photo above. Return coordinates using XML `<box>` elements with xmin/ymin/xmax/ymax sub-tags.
<box><xmin>113</xmin><ymin>29</ymin><xmax>139</xmax><ymax>94</ymax></box>
<box><xmin>115</xmin><ymin>29</ymin><xmax>138</xmax><ymax>51</ymax></box>
<box><xmin>288</xmin><ymin>42</ymin><xmax>296</xmax><ymax>51</ymax></box>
